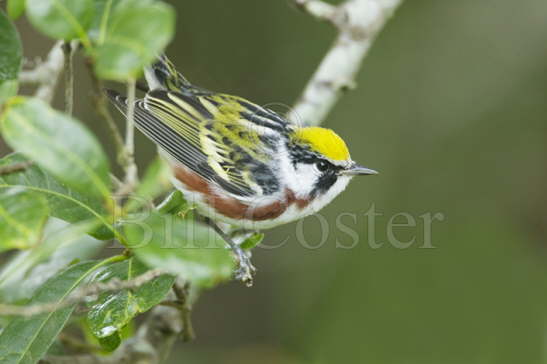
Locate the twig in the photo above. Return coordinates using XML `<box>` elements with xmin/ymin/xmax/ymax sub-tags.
<box><xmin>125</xmin><ymin>78</ymin><xmax>136</xmax><ymax>165</ymax></box>
<box><xmin>19</xmin><ymin>41</ymin><xmax>66</xmax><ymax>103</ymax></box>
<box><xmin>173</xmin><ymin>282</ymin><xmax>195</xmax><ymax>342</ymax></box>
<box><xmin>62</xmin><ymin>41</ymin><xmax>78</xmax><ymax>116</ymax></box>
<box><xmin>290</xmin><ymin>0</ymin><xmax>403</xmax><ymax>126</ymax></box>
<box><xmin>115</xmin><ymin>79</ymin><xmax>139</xmax><ymax>197</ymax></box>
<box><xmin>293</xmin><ymin>0</ymin><xmax>338</xmax><ymax>24</ymax></box>
<box><xmin>0</xmin><ymin>268</ymin><xmax>165</xmax><ymax>317</ymax></box>
<box><xmin>85</xmin><ymin>59</ymin><xmax>127</xmax><ymax>167</ymax></box>
<box><xmin>0</xmin><ymin>161</ymin><xmax>33</xmax><ymax>176</ymax></box>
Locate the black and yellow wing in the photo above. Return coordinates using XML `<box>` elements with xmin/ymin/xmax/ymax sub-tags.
<box><xmin>106</xmin><ymin>88</ymin><xmax>288</xmax><ymax>198</ymax></box>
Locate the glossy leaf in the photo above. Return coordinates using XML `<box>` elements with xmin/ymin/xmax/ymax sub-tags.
<box><xmin>240</xmin><ymin>232</ymin><xmax>265</xmax><ymax>251</ymax></box>
<box><xmin>97</xmin><ymin>333</ymin><xmax>121</xmax><ymax>352</ymax></box>
<box><xmin>156</xmin><ymin>189</ymin><xmax>192</xmax><ymax>216</ymax></box>
<box><xmin>1</xmin><ymin>97</ymin><xmax>111</xmax><ymax>200</ymax></box>
<box><xmin>26</xmin><ymin>0</ymin><xmax>94</xmax><ymax>40</ymax></box>
<box><xmin>0</xmin><ymin>218</ymin><xmax>105</xmax><ymax>303</ymax></box>
<box><xmin>0</xmin><ymin>187</ymin><xmax>49</xmax><ymax>253</ymax></box>
<box><xmin>0</xmin><ymin>261</ymin><xmax>101</xmax><ymax>364</ymax></box>
<box><xmin>94</xmin><ymin>0</ymin><xmax>175</xmax><ymax>81</ymax></box>
<box><xmin>0</xmin><ymin>9</ymin><xmax>22</xmax><ymax>81</ymax></box>
<box><xmin>124</xmin><ymin>212</ymin><xmax>235</xmax><ymax>287</ymax></box>
<box><xmin>7</xmin><ymin>0</ymin><xmax>26</xmax><ymax>20</ymax></box>
<box><xmin>0</xmin><ymin>153</ymin><xmax>115</xmax><ymax>240</ymax></box>
<box><xmin>125</xmin><ymin>157</ymin><xmax>172</xmax><ymax>212</ymax></box>
<box><xmin>86</xmin><ymin>258</ymin><xmax>175</xmax><ymax>350</ymax></box>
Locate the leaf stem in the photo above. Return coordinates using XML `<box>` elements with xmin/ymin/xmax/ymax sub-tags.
<box><xmin>98</xmin><ymin>0</ymin><xmax>113</xmax><ymax>45</ymax></box>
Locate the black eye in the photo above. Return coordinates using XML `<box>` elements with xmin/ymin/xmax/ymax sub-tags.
<box><xmin>315</xmin><ymin>160</ymin><xmax>329</xmax><ymax>172</ymax></box>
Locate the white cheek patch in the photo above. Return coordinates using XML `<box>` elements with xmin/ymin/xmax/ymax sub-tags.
<box><xmin>304</xmin><ymin>175</ymin><xmax>352</xmax><ymax>215</ymax></box>
<box><xmin>286</xmin><ymin>163</ymin><xmax>320</xmax><ymax>198</ymax></box>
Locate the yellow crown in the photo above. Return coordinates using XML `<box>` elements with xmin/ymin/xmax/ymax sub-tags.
<box><xmin>294</xmin><ymin>127</ymin><xmax>350</xmax><ymax>161</ymax></box>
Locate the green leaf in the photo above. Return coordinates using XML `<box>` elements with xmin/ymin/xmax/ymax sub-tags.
<box><xmin>0</xmin><ymin>80</ymin><xmax>18</xmax><ymax>106</ymax></box>
<box><xmin>123</xmin><ymin>212</ymin><xmax>235</xmax><ymax>287</ymax></box>
<box><xmin>156</xmin><ymin>190</ymin><xmax>192</xmax><ymax>216</ymax></box>
<box><xmin>240</xmin><ymin>233</ymin><xmax>265</xmax><ymax>251</ymax></box>
<box><xmin>88</xmin><ymin>0</ymin><xmax>115</xmax><ymax>43</ymax></box>
<box><xmin>0</xmin><ymin>9</ymin><xmax>22</xmax><ymax>81</ymax></box>
<box><xmin>0</xmin><ymin>187</ymin><xmax>49</xmax><ymax>253</ymax></box>
<box><xmin>0</xmin><ymin>153</ymin><xmax>115</xmax><ymax>240</ymax></box>
<box><xmin>94</xmin><ymin>0</ymin><xmax>175</xmax><ymax>81</ymax></box>
<box><xmin>125</xmin><ymin>157</ymin><xmax>172</xmax><ymax>212</ymax></box>
<box><xmin>0</xmin><ymin>260</ymin><xmax>102</xmax><ymax>364</ymax></box>
<box><xmin>1</xmin><ymin>97</ymin><xmax>112</xmax><ymax>201</ymax></box>
<box><xmin>7</xmin><ymin>0</ymin><xmax>26</xmax><ymax>20</ymax></box>
<box><xmin>97</xmin><ymin>333</ymin><xmax>121</xmax><ymax>352</ymax></box>
<box><xmin>26</xmin><ymin>0</ymin><xmax>94</xmax><ymax>41</ymax></box>
<box><xmin>86</xmin><ymin>258</ymin><xmax>174</xmax><ymax>350</ymax></box>
<box><xmin>0</xmin><ymin>218</ymin><xmax>105</xmax><ymax>303</ymax></box>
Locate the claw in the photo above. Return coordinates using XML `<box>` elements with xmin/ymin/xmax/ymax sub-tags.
<box><xmin>199</xmin><ymin>216</ymin><xmax>257</xmax><ymax>287</ymax></box>
<box><xmin>233</xmin><ymin>246</ymin><xmax>256</xmax><ymax>287</ymax></box>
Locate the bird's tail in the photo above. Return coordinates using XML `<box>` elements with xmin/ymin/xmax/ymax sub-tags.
<box><xmin>104</xmin><ymin>89</ymin><xmax>130</xmax><ymax>117</ymax></box>
<box><xmin>144</xmin><ymin>54</ymin><xmax>192</xmax><ymax>92</ymax></box>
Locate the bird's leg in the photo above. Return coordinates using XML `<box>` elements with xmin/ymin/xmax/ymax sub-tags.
<box><xmin>202</xmin><ymin>217</ymin><xmax>256</xmax><ymax>287</ymax></box>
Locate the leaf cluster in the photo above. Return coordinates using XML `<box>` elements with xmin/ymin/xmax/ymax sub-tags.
<box><xmin>0</xmin><ymin>1</ymin><xmax>261</xmax><ymax>361</ymax></box>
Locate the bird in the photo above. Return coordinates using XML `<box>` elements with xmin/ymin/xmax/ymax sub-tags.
<box><xmin>106</xmin><ymin>55</ymin><xmax>377</xmax><ymax>285</ymax></box>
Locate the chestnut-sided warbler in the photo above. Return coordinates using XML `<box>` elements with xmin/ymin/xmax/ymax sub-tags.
<box><xmin>107</xmin><ymin>55</ymin><xmax>377</xmax><ymax>285</ymax></box>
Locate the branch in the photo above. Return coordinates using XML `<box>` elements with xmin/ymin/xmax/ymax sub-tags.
<box><xmin>293</xmin><ymin>0</ymin><xmax>338</xmax><ymax>24</ymax></box>
<box><xmin>85</xmin><ymin>59</ymin><xmax>127</xmax><ymax>168</ymax></box>
<box><xmin>290</xmin><ymin>0</ymin><xmax>403</xmax><ymax>126</ymax></box>
<box><xmin>0</xmin><ymin>268</ymin><xmax>165</xmax><ymax>317</ymax></box>
<box><xmin>62</xmin><ymin>41</ymin><xmax>78</xmax><ymax>116</ymax></box>
<box><xmin>85</xmin><ymin>60</ymin><xmax>138</xmax><ymax>195</ymax></box>
<box><xmin>0</xmin><ymin>161</ymin><xmax>33</xmax><ymax>176</ymax></box>
<box><xmin>115</xmin><ymin>79</ymin><xmax>139</xmax><ymax>197</ymax></box>
<box><xmin>19</xmin><ymin>41</ymin><xmax>66</xmax><ymax>103</ymax></box>
<box><xmin>41</xmin><ymin>283</ymin><xmax>191</xmax><ymax>364</ymax></box>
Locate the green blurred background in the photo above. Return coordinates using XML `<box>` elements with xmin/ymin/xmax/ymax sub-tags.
<box><xmin>3</xmin><ymin>0</ymin><xmax>547</xmax><ymax>363</ymax></box>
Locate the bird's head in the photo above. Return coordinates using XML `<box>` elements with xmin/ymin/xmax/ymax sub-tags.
<box><xmin>285</xmin><ymin>127</ymin><xmax>377</xmax><ymax>201</ymax></box>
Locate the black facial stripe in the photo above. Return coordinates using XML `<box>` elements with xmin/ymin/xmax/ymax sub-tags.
<box><xmin>311</xmin><ymin>171</ymin><xmax>338</xmax><ymax>197</ymax></box>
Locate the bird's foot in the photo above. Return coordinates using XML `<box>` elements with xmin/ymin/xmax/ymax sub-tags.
<box><xmin>232</xmin><ymin>246</ymin><xmax>256</xmax><ymax>287</ymax></box>
<box><xmin>199</xmin><ymin>216</ymin><xmax>257</xmax><ymax>287</ymax></box>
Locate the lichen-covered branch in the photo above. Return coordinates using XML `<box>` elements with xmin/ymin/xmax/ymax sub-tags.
<box><xmin>85</xmin><ymin>59</ymin><xmax>127</xmax><ymax>167</ymax></box>
<box><xmin>62</xmin><ymin>41</ymin><xmax>78</xmax><ymax>116</ymax></box>
<box><xmin>115</xmin><ymin>78</ymin><xmax>139</xmax><ymax>197</ymax></box>
<box><xmin>290</xmin><ymin>0</ymin><xmax>403</xmax><ymax>126</ymax></box>
<box><xmin>0</xmin><ymin>268</ymin><xmax>165</xmax><ymax>317</ymax></box>
<box><xmin>19</xmin><ymin>41</ymin><xmax>65</xmax><ymax>103</ymax></box>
